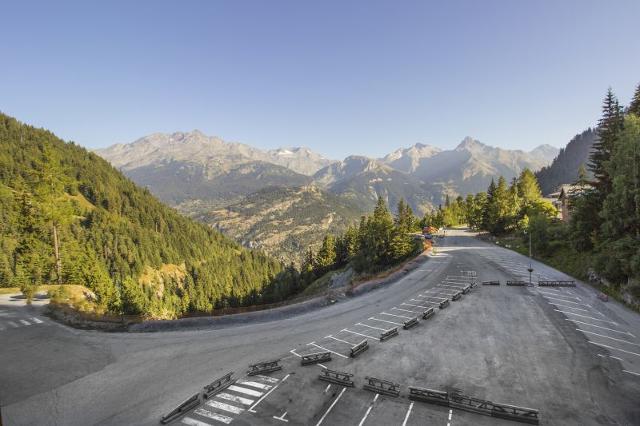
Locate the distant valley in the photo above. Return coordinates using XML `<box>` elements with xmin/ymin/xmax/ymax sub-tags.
<box><xmin>97</xmin><ymin>131</ymin><xmax>558</xmax><ymax>262</ymax></box>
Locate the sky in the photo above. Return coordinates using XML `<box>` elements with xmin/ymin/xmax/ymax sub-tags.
<box><xmin>1</xmin><ymin>0</ymin><xmax>639</xmax><ymax>160</ymax></box>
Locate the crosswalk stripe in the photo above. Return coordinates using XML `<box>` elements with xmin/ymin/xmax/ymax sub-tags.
<box><xmin>254</xmin><ymin>374</ymin><xmax>279</xmax><ymax>384</ymax></box>
<box><xmin>181</xmin><ymin>417</ymin><xmax>212</xmax><ymax>426</ymax></box>
<box><xmin>205</xmin><ymin>400</ymin><xmax>244</xmax><ymax>414</ymax></box>
<box><xmin>30</xmin><ymin>317</ymin><xmax>44</xmax><ymax>324</ymax></box>
<box><xmin>236</xmin><ymin>380</ymin><xmax>272</xmax><ymax>390</ymax></box>
<box><xmin>227</xmin><ymin>385</ymin><xmax>263</xmax><ymax>398</ymax></box>
<box><xmin>216</xmin><ymin>392</ymin><xmax>254</xmax><ymax>406</ymax></box>
<box><xmin>193</xmin><ymin>408</ymin><xmax>233</xmax><ymax>424</ymax></box>
<box><xmin>19</xmin><ymin>319</ymin><xmax>31</xmax><ymax>326</ymax></box>
<box><xmin>8</xmin><ymin>321</ymin><xmax>19</xmax><ymax>328</ymax></box>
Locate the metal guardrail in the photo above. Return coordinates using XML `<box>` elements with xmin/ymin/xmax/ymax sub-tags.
<box><xmin>301</xmin><ymin>352</ymin><xmax>332</xmax><ymax>366</ymax></box>
<box><xmin>350</xmin><ymin>339</ymin><xmax>369</xmax><ymax>357</ymax></box>
<box><xmin>409</xmin><ymin>387</ymin><xmax>540</xmax><ymax>424</ymax></box>
<box><xmin>203</xmin><ymin>372</ymin><xmax>235</xmax><ymax>399</ymax></box>
<box><xmin>160</xmin><ymin>393</ymin><xmax>201</xmax><ymax>424</ymax></box>
<box><xmin>482</xmin><ymin>280</ymin><xmax>500</xmax><ymax>285</ymax></box>
<box><xmin>422</xmin><ymin>307</ymin><xmax>435</xmax><ymax>320</ymax></box>
<box><xmin>452</xmin><ymin>292</ymin><xmax>462</xmax><ymax>301</ymax></box>
<box><xmin>506</xmin><ymin>281</ymin><xmax>527</xmax><ymax>286</ymax></box>
<box><xmin>363</xmin><ymin>376</ymin><xmax>400</xmax><ymax>397</ymax></box>
<box><xmin>380</xmin><ymin>328</ymin><xmax>399</xmax><ymax>341</ymax></box>
<box><xmin>247</xmin><ymin>359</ymin><xmax>282</xmax><ymax>376</ymax></box>
<box><xmin>538</xmin><ymin>280</ymin><xmax>576</xmax><ymax>287</ymax></box>
<box><xmin>439</xmin><ymin>299</ymin><xmax>450</xmax><ymax>309</ymax></box>
<box><xmin>403</xmin><ymin>317</ymin><xmax>419</xmax><ymax>329</ymax></box>
<box><xmin>318</xmin><ymin>369</ymin><xmax>354</xmax><ymax>387</ymax></box>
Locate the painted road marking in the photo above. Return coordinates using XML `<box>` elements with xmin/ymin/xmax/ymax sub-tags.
<box><xmin>580</xmin><ymin>330</ymin><xmax>640</xmax><ymax>346</ymax></box>
<box><xmin>308</xmin><ymin>342</ymin><xmax>349</xmax><ymax>359</ymax></box>
<box><xmin>623</xmin><ymin>370</ymin><xmax>640</xmax><ymax>377</ymax></box>
<box><xmin>255</xmin><ymin>375</ymin><xmax>279</xmax><ymax>384</ymax></box>
<box><xmin>567</xmin><ymin>319</ymin><xmax>634</xmax><ymax>337</ymax></box>
<box><xmin>193</xmin><ymin>409</ymin><xmax>233</xmax><ymax>424</ymax></box>
<box><xmin>30</xmin><ymin>317</ymin><xmax>43</xmax><ymax>324</ymax></box>
<box><xmin>248</xmin><ymin>373</ymin><xmax>290</xmax><ymax>413</ymax></box>
<box><xmin>588</xmin><ymin>341</ymin><xmax>640</xmax><ymax>357</ymax></box>
<box><xmin>8</xmin><ymin>321</ymin><xmax>19</xmax><ymax>328</ymax></box>
<box><xmin>401</xmin><ymin>402</ymin><xmax>414</xmax><ymax>426</ymax></box>
<box><xmin>380</xmin><ymin>311</ymin><xmax>412</xmax><ymax>319</ymax></box>
<box><xmin>402</xmin><ymin>302</ymin><xmax>431</xmax><ymax>309</ymax></box>
<box><xmin>548</xmin><ymin>302</ymin><xmax>591</xmax><ymax>313</ymax></box>
<box><xmin>326</xmin><ymin>335</ymin><xmax>357</xmax><ymax>346</ymax></box>
<box><xmin>316</xmin><ymin>387</ymin><xmax>346</xmax><ymax>426</ymax></box>
<box><xmin>597</xmin><ymin>353</ymin><xmax>624</xmax><ymax>362</ymax></box>
<box><xmin>543</xmin><ymin>296</ymin><xmax>589</xmax><ymax>306</ymax></box>
<box><xmin>237</xmin><ymin>381</ymin><xmax>273</xmax><ymax>391</ymax></box>
<box><xmin>273</xmin><ymin>410</ymin><xmax>289</xmax><ymax>422</ymax></box>
<box><xmin>342</xmin><ymin>328</ymin><xmax>377</xmax><ymax>339</ymax></box>
<box><xmin>289</xmin><ymin>349</ymin><xmax>302</xmax><ymax>358</ymax></box>
<box><xmin>356</xmin><ymin>323</ymin><xmax>387</xmax><ymax>332</ymax></box>
<box><xmin>438</xmin><ymin>284</ymin><xmax>465</xmax><ymax>289</ymax></box>
<box><xmin>205</xmin><ymin>400</ymin><xmax>244</xmax><ymax>414</ymax></box>
<box><xmin>555</xmin><ymin>310</ymin><xmax>618</xmax><ymax>325</ymax></box>
<box><xmin>181</xmin><ymin>417</ymin><xmax>213</xmax><ymax>426</ymax></box>
<box><xmin>368</xmin><ymin>317</ymin><xmax>402</xmax><ymax>326</ymax></box>
<box><xmin>358</xmin><ymin>393</ymin><xmax>378</xmax><ymax>426</ymax></box>
<box><xmin>391</xmin><ymin>307</ymin><xmax>420</xmax><ymax>314</ymax></box>
<box><xmin>217</xmin><ymin>392</ymin><xmax>254</xmax><ymax>406</ymax></box>
<box><xmin>19</xmin><ymin>319</ymin><xmax>31</xmax><ymax>326</ymax></box>
<box><xmin>228</xmin><ymin>385</ymin><xmax>263</xmax><ymax>398</ymax></box>
<box><xmin>539</xmin><ymin>291</ymin><xmax>580</xmax><ymax>301</ymax></box>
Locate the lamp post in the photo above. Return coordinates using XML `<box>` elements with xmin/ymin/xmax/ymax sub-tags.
<box><xmin>527</xmin><ymin>230</ymin><xmax>533</xmax><ymax>286</ymax></box>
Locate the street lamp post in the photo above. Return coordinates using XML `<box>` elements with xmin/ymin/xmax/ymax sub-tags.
<box><xmin>527</xmin><ymin>231</ymin><xmax>533</xmax><ymax>286</ymax></box>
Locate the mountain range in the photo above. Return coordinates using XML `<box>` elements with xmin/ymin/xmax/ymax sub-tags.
<box><xmin>97</xmin><ymin>131</ymin><xmax>558</xmax><ymax>262</ymax></box>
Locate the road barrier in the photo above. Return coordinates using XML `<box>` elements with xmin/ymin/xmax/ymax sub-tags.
<box><xmin>350</xmin><ymin>339</ymin><xmax>369</xmax><ymax>357</ymax></box>
<box><xmin>301</xmin><ymin>352</ymin><xmax>332</xmax><ymax>365</ymax></box>
<box><xmin>409</xmin><ymin>387</ymin><xmax>540</xmax><ymax>425</ymax></box>
<box><xmin>462</xmin><ymin>284</ymin><xmax>471</xmax><ymax>294</ymax></box>
<box><xmin>506</xmin><ymin>281</ymin><xmax>527</xmax><ymax>286</ymax></box>
<box><xmin>318</xmin><ymin>369</ymin><xmax>354</xmax><ymax>387</ymax></box>
<box><xmin>363</xmin><ymin>376</ymin><xmax>400</xmax><ymax>397</ymax></box>
<box><xmin>439</xmin><ymin>299</ymin><xmax>450</xmax><ymax>309</ymax></box>
<box><xmin>380</xmin><ymin>327</ymin><xmax>399</xmax><ymax>341</ymax></box>
<box><xmin>538</xmin><ymin>280</ymin><xmax>576</xmax><ymax>287</ymax></box>
<box><xmin>422</xmin><ymin>307</ymin><xmax>435</xmax><ymax>320</ymax></box>
<box><xmin>482</xmin><ymin>281</ymin><xmax>500</xmax><ymax>286</ymax></box>
<box><xmin>203</xmin><ymin>372</ymin><xmax>235</xmax><ymax>399</ymax></box>
<box><xmin>409</xmin><ymin>387</ymin><xmax>450</xmax><ymax>406</ymax></box>
<box><xmin>247</xmin><ymin>359</ymin><xmax>282</xmax><ymax>376</ymax></box>
<box><xmin>160</xmin><ymin>393</ymin><xmax>201</xmax><ymax>424</ymax></box>
<box><xmin>403</xmin><ymin>317</ymin><xmax>419</xmax><ymax>329</ymax></box>
<box><xmin>452</xmin><ymin>292</ymin><xmax>462</xmax><ymax>301</ymax></box>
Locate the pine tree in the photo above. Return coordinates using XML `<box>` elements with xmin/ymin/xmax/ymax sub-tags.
<box><xmin>315</xmin><ymin>235</ymin><xmax>337</xmax><ymax>270</ymax></box>
<box><xmin>589</xmin><ymin>88</ymin><xmax>624</xmax><ymax>195</ymax></box>
<box><xmin>628</xmin><ymin>83</ymin><xmax>640</xmax><ymax>117</ymax></box>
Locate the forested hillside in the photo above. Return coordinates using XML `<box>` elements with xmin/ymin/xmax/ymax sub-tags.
<box><xmin>0</xmin><ymin>113</ymin><xmax>298</xmax><ymax>318</ymax></box>
<box><xmin>535</xmin><ymin>128</ymin><xmax>596</xmax><ymax>195</ymax></box>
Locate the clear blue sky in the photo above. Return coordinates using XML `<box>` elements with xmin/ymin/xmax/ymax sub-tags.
<box><xmin>2</xmin><ymin>0</ymin><xmax>639</xmax><ymax>159</ymax></box>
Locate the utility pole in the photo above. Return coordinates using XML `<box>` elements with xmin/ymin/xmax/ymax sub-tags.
<box><xmin>527</xmin><ymin>231</ymin><xmax>533</xmax><ymax>286</ymax></box>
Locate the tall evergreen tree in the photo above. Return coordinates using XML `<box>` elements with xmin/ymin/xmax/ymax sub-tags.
<box><xmin>628</xmin><ymin>82</ymin><xmax>640</xmax><ymax>117</ymax></box>
<box><xmin>589</xmin><ymin>88</ymin><xmax>624</xmax><ymax>195</ymax></box>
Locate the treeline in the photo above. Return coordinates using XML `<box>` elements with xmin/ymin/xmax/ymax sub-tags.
<box><xmin>421</xmin><ymin>169</ymin><xmax>556</xmax><ymax>235</ymax></box>
<box><xmin>298</xmin><ymin>197</ymin><xmax>423</xmax><ymax>283</ymax></box>
<box><xmin>0</xmin><ymin>113</ymin><xmax>310</xmax><ymax>318</ymax></box>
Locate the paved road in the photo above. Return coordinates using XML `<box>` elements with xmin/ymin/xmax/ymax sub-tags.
<box><xmin>1</xmin><ymin>230</ymin><xmax>639</xmax><ymax>425</ymax></box>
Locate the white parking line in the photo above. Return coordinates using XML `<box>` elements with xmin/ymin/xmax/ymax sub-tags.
<box><xmin>255</xmin><ymin>375</ymin><xmax>279</xmax><ymax>384</ymax></box>
<box><xmin>438</xmin><ymin>284</ymin><xmax>465</xmax><ymax>289</ymax></box>
<box><xmin>597</xmin><ymin>353</ymin><xmax>624</xmax><ymax>361</ymax></box>
<box><xmin>228</xmin><ymin>385</ymin><xmax>263</xmax><ymax>398</ymax></box>
<box><xmin>415</xmin><ymin>295</ymin><xmax>447</xmax><ymax>301</ymax></box>
<box><xmin>308</xmin><ymin>342</ymin><xmax>349</xmax><ymax>359</ymax></box>
<box><xmin>567</xmin><ymin>319</ymin><xmax>634</xmax><ymax>337</ymax></box>
<box><xmin>289</xmin><ymin>349</ymin><xmax>302</xmax><ymax>358</ymax></box>
<box><xmin>342</xmin><ymin>328</ymin><xmax>377</xmax><ymax>339</ymax></box>
<box><xmin>356</xmin><ymin>323</ymin><xmax>387</xmax><ymax>331</ymax></box>
<box><xmin>401</xmin><ymin>402</ymin><xmax>414</xmax><ymax>426</ymax></box>
<box><xmin>237</xmin><ymin>381</ymin><xmax>273</xmax><ymax>391</ymax></box>
<box><xmin>368</xmin><ymin>317</ymin><xmax>402</xmax><ymax>326</ymax></box>
<box><xmin>205</xmin><ymin>399</ymin><xmax>244</xmax><ymax>414</ymax></box>
<box><xmin>579</xmin><ymin>330</ymin><xmax>640</xmax><ymax>347</ymax></box>
<box><xmin>554</xmin><ymin>310</ymin><xmax>618</xmax><ymax>324</ymax></box>
<box><xmin>358</xmin><ymin>393</ymin><xmax>378</xmax><ymax>426</ymax></box>
<box><xmin>316</xmin><ymin>387</ymin><xmax>346</xmax><ymax>426</ymax></box>
<box><xmin>588</xmin><ymin>341</ymin><xmax>640</xmax><ymax>357</ymax></box>
<box><xmin>182</xmin><ymin>416</ymin><xmax>214</xmax><ymax>426</ymax></box>
<box><xmin>548</xmin><ymin>302</ymin><xmax>591</xmax><ymax>312</ymax></box>
<box><xmin>194</xmin><ymin>408</ymin><xmax>233</xmax><ymax>424</ymax></box>
<box><xmin>8</xmin><ymin>321</ymin><xmax>19</xmax><ymax>328</ymax></box>
<box><xmin>623</xmin><ymin>370</ymin><xmax>640</xmax><ymax>377</ymax></box>
<box><xmin>30</xmin><ymin>317</ymin><xmax>43</xmax><ymax>324</ymax></box>
<box><xmin>392</xmin><ymin>307</ymin><xmax>420</xmax><ymax>314</ymax></box>
<box><xmin>543</xmin><ymin>296</ymin><xmax>589</xmax><ymax>306</ymax></box>
<box><xmin>539</xmin><ymin>291</ymin><xmax>580</xmax><ymax>301</ymax></box>
<box><xmin>19</xmin><ymin>319</ymin><xmax>31</xmax><ymax>326</ymax></box>
<box><xmin>326</xmin><ymin>335</ymin><xmax>357</xmax><ymax>346</ymax></box>
<box><xmin>217</xmin><ymin>392</ymin><xmax>254</xmax><ymax>406</ymax></box>
<box><xmin>248</xmin><ymin>373</ymin><xmax>290</xmax><ymax>413</ymax></box>
<box><xmin>402</xmin><ymin>302</ymin><xmax>431</xmax><ymax>309</ymax></box>
<box><xmin>380</xmin><ymin>312</ymin><xmax>412</xmax><ymax>319</ymax></box>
